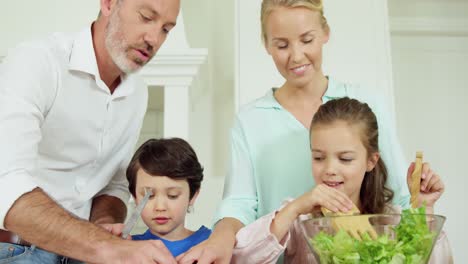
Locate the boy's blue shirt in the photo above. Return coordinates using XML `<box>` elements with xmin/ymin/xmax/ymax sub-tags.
<box><xmin>132</xmin><ymin>226</ymin><xmax>211</xmax><ymax>257</ymax></box>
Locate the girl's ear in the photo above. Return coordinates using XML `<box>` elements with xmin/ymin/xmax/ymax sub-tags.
<box><xmin>367</xmin><ymin>152</ymin><xmax>380</xmax><ymax>172</ymax></box>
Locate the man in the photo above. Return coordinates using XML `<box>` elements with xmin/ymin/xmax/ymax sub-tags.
<box><xmin>0</xmin><ymin>0</ymin><xmax>179</xmax><ymax>262</ymax></box>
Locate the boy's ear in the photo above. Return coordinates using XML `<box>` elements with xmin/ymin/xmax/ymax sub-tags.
<box><xmin>189</xmin><ymin>190</ymin><xmax>200</xmax><ymax>206</ymax></box>
<box><xmin>367</xmin><ymin>152</ymin><xmax>380</xmax><ymax>172</ymax></box>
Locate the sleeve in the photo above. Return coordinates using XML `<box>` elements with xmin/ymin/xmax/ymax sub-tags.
<box><xmin>0</xmin><ymin>44</ymin><xmax>57</xmax><ymax>230</ymax></box>
<box><xmin>213</xmin><ymin>116</ymin><xmax>259</xmax><ymax>226</ymax></box>
<box><xmin>93</xmin><ymin>156</ymin><xmax>131</xmax><ymax>205</ymax></box>
<box><xmin>428</xmin><ymin>230</ymin><xmax>454</xmax><ymax>264</ymax></box>
<box><xmin>232</xmin><ymin>210</ymin><xmax>290</xmax><ymax>264</ymax></box>
<box><xmin>360</xmin><ymin>91</ymin><xmax>411</xmax><ymax>209</ymax></box>
<box><xmin>285</xmin><ymin>216</ymin><xmax>319</xmax><ymax>264</ymax></box>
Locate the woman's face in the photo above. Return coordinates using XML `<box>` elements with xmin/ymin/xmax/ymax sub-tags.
<box><xmin>264</xmin><ymin>6</ymin><xmax>329</xmax><ymax>87</ymax></box>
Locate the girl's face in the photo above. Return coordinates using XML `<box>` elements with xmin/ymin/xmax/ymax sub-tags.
<box><xmin>135</xmin><ymin>169</ymin><xmax>197</xmax><ymax>240</ymax></box>
<box><xmin>310</xmin><ymin>121</ymin><xmax>378</xmax><ymax>206</ymax></box>
<box><xmin>264</xmin><ymin>6</ymin><xmax>329</xmax><ymax>88</ymax></box>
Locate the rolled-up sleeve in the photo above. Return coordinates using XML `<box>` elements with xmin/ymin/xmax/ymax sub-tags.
<box><xmin>213</xmin><ymin>117</ymin><xmax>258</xmax><ymax>226</ymax></box>
<box><xmin>233</xmin><ymin>211</ymin><xmax>289</xmax><ymax>264</ymax></box>
<box><xmin>0</xmin><ymin>45</ymin><xmax>56</xmax><ymax>230</ymax></box>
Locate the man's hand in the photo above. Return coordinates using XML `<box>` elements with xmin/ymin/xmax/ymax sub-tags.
<box><xmin>176</xmin><ymin>238</ymin><xmax>233</xmax><ymax>264</ymax></box>
<box><xmin>99</xmin><ymin>223</ymin><xmax>128</xmax><ymax>238</ymax></box>
<box><xmin>96</xmin><ymin>239</ymin><xmax>177</xmax><ymax>264</ymax></box>
<box><xmin>176</xmin><ymin>218</ymin><xmax>243</xmax><ymax>264</ymax></box>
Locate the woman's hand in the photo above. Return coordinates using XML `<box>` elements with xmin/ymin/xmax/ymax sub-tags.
<box><xmin>407</xmin><ymin>162</ymin><xmax>445</xmax><ymax>213</ymax></box>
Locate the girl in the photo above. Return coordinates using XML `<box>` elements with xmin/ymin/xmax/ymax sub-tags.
<box><xmin>232</xmin><ymin>97</ymin><xmax>452</xmax><ymax>263</ymax></box>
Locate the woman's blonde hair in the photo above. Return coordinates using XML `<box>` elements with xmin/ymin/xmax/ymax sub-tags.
<box><xmin>260</xmin><ymin>0</ymin><xmax>330</xmax><ymax>43</ymax></box>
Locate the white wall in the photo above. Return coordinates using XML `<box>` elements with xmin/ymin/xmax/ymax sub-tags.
<box><xmin>389</xmin><ymin>0</ymin><xmax>468</xmax><ymax>261</ymax></box>
<box><xmin>0</xmin><ymin>1</ymin><xmax>98</xmax><ymax>55</ymax></box>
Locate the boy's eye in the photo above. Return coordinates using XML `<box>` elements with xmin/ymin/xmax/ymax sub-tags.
<box><xmin>313</xmin><ymin>157</ymin><xmax>324</xmax><ymax>161</ymax></box>
<box><xmin>168</xmin><ymin>195</ymin><xmax>179</xmax><ymax>200</ymax></box>
<box><xmin>340</xmin><ymin>158</ymin><xmax>353</xmax><ymax>162</ymax></box>
<box><xmin>303</xmin><ymin>38</ymin><xmax>314</xmax><ymax>44</ymax></box>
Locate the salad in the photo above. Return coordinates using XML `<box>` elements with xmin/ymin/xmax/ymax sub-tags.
<box><xmin>310</xmin><ymin>207</ymin><xmax>437</xmax><ymax>264</ymax></box>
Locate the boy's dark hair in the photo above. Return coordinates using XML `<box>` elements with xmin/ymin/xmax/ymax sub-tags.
<box><xmin>126</xmin><ymin>138</ymin><xmax>204</xmax><ymax>199</ymax></box>
<box><xmin>311</xmin><ymin>97</ymin><xmax>394</xmax><ymax>214</ymax></box>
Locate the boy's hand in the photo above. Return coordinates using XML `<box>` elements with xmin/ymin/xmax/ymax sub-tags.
<box><xmin>407</xmin><ymin>162</ymin><xmax>445</xmax><ymax>211</ymax></box>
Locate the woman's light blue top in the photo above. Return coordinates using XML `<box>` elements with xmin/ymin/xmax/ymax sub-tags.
<box><xmin>214</xmin><ymin>77</ymin><xmax>410</xmax><ymax>226</ymax></box>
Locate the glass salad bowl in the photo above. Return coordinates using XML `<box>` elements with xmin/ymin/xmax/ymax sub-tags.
<box><xmin>299</xmin><ymin>209</ymin><xmax>445</xmax><ymax>264</ymax></box>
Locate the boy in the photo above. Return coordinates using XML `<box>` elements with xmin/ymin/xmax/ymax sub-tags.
<box><xmin>126</xmin><ymin>138</ymin><xmax>211</xmax><ymax>257</ymax></box>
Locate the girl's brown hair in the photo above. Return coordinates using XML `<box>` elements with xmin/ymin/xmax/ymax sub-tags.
<box><xmin>311</xmin><ymin>97</ymin><xmax>394</xmax><ymax>214</ymax></box>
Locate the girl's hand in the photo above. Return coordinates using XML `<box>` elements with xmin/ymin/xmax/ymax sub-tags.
<box><xmin>270</xmin><ymin>184</ymin><xmax>354</xmax><ymax>243</ymax></box>
<box><xmin>407</xmin><ymin>162</ymin><xmax>445</xmax><ymax>211</ymax></box>
<box><xmin>289</xmin><ymin>183</ymin><xmax>354</xmax><ymax>217</ymax></box>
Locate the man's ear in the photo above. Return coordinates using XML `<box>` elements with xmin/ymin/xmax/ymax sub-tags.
<box><xmin>100</xmin><ymin>0</ymin><xmax>118</xmax><ymax>17</ymax></box>
<box><xmin>367</xmin><ymin>152</ymin><xmax>380</xmax><ymax>172</ymax></box>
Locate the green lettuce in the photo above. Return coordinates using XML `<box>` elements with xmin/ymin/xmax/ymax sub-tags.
<box><xmin>310</xmin><ymin>207</ymin><xmax>437</xmax><ymax>264</ymax></box>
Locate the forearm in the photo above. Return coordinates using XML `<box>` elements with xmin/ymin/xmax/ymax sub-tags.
<box><xmin>270</xmin><ymin>203</ymin><xmax>298</xmax><ymax>242</ymax></box>
<box><xmin>212</xmin><ymin>217</ymin><xmax>244</xmax><ymax>246</ymax></box>
<box><xmin>90</xmin><ymin>195</ymin><xmax>127</xmax><ymax>224</ymax></box>
<box><xmin>4</xmin><ymin>188</ymin><xmax>118</xmax><ymax>262</ymax></box>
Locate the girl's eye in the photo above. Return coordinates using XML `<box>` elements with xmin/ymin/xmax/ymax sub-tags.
<box><xmin>313</xmin><ymin>157</ymin><xmax>324</xmax><ymax>161</ymax></box>
<box><xmin>303</xmin><ymin>38</ymin><xmax>314</xmax><ymax>44</ymax></box>
<box><xmin>278</xmin><ymin>45</ymin><xmax>288</xmax><ymax>49</ymax></box>
<box><xmin>340</xmin><ymin>158</ymin><xmax>353</xmax><ymax>162</ymax></box>
<box><xmin>168</xmin><ymin>195</ymin><xmax>179</xmax><ymax>200</ymax></box>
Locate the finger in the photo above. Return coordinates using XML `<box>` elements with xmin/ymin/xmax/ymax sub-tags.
<box><xmin>420</xmin><ymin>170</ymin><xmax>434</xmax><ymax>191</ymax></box>
<box><xmin>196</xmin><ymin>251</ymin><xmax>217</xmax><ymax>264</ymax></box>
<box><xmin>177</xmin><ymin>248</ymin><xmax>202</xmax><ymax>264</ymax></box>
<box><xmin>425</xmin><ymin>174</ymin><xmax>443</xmax><ymax>193</ymax></box>
<box><xmin>151</xmin><ymin>240</ymin><xmax>174</xmax><ymax>257</ymax></box>
<box><xmin>151</xmin><ymin>248</ymin><xmax>177</xmax><ymax>264</ymax></box>
<box><xmin>319</xmin><ymin>185</ymin><xmax>353</xmax><ymax>210</ymax></box>
<box><xmin>421</xmin><ymin>162</ymin><xmax>431</xmax><ymax>179</ymax></box>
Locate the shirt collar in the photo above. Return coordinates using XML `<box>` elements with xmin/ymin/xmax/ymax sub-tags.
<box><xmin>68</xmin><ymin>25</ymin><xmax>137</xmax><ymax>98</ymax></box>
<box><xmin>68</xmin><ymin>26</ymin><xmax>98</xmax><ymax>76</ymax></box>
<box><xmin>254</xmin><ymin>76</ymin><xmax>345</xmax><ymax>109</ymax></box>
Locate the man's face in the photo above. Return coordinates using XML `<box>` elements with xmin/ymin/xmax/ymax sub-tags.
<box><xmin>105</xmin><ymin>0</ymin><xmax>180</xmax><ymax>73</ymax></box>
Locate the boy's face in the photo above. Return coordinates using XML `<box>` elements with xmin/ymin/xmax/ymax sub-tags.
<box><xmin>310</xmin><ymin>121</ymin><xmax>378</xmax><ymax>207</ymax></box>
<box><xmin>134</xmin><ymin>168</ymin><xmax>195</xmax><ymax>240</ymax></box>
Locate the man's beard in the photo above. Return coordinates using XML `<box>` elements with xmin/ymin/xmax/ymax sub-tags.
<box><xmin>105</xmin><ymin>9</ymin><xmax>143</xmax><ymax>74</ymax></box>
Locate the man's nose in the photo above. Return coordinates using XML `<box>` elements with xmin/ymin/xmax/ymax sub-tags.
<box><xmin>143</xmin><ymin>28</ymin><xmax>163</xmax><ymax>52</ymax></box>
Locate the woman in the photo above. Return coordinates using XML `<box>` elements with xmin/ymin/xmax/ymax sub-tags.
<box><xmin>177</xmin><ymin>1</ymin><xmax>411</xmax><ymax>263</ymax></box>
